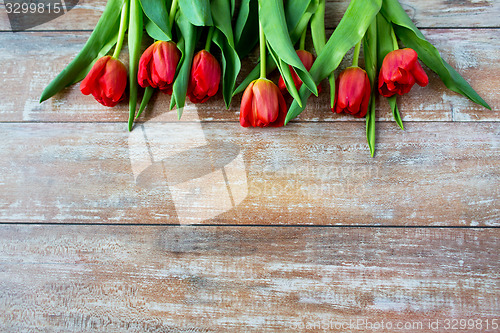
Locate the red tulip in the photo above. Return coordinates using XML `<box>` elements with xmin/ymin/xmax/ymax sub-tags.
<box><xmin>240</xmin><ymin>78</ymin><xmax>287</xmax><ymax>127</ymax></box>
<box><xmin>138</xmin><ymin>41</ymin><xmax>181</xmax><ymax>94</ymax></box>
<box><xmin>187</xmin><ymin>50</ymin><xmax>221</xmax><ymax>103</ymax></box>
<box><xmin>278</xmin><ymin>50</ymin><xmax>321</xmax><ymax>94</ymax></box>
<box><xmin>80</xmin><ymin>55</ymin><xmax>127</xmax><ymax>107</ymax></box>
<box><xmin>378</xmin><ymin>48</ymin><xmax>428</xmax><ymax>97</ymax></box>
<box><xmin>333</xmin><ymin>67</ymin><xmax>371</xmax><ymax>118</ymax></box>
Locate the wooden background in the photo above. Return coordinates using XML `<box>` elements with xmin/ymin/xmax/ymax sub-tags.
<box><xmin>0</xmin><ymin>0</ymin><xmax>498</xmax><ymax>331</ymax></box>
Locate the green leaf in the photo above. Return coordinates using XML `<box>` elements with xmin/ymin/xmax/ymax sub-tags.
<box><xmin>310</xmin><ymin>0</ymin><xmax>325</xmax><ymax>54</ymax></box>
<box><xmin>213</xmin><ymin>30</ymin><xmax>241</xmax><ymax>108</ymax></box>
<box><xmin>233</xmin><ymin>20</ymin><xmax>308</xmax><ymax>97</ymax></box>
<box><xmin>366</xmin><ymin>96</ymin><xmax>376</xmax><ymax>157</ymax></box>
<box><xmin>285</xmin><ymin>0</ymin><xmax>382</xmax><ymax>124</ymax></box>
<box><xmin>286</xmin><ymin>0</ymin><xmax>319</xmax><ymax>44</ymax></box>
<box><xmin>328</xmin><ymin>76</ymin><xmax>335</xmax><ymax>109</ymax></box>
<box><xmin>232</xmin><ymin>20</ymin><xmax>313</xmax><ymax>98</ymax></box>
<box><xmin>211</xmin><ymin>0</ymin><xmax>240</xmax><ymax>107</ymax></box>
<box><xmin>178</xmin><ymin>0</ymin><xmax>213</xmax><ymax>27</ymax></box>
<box><xmin>284</xmin><ymin>0</ymin><xmax>314</xmax><ymax>34</ymax></box>
<box><xmin>172</xmin><ymin>12</ymin><xmax>199</xmax><ymax>118</ymax></box>
<box><xmin>145</xmin><ymin>18</ymin><xmax>170</xmax><ymax>41</ymax></box>
<box><xmin>233</xmin><ymin>0</ymin><xmax>317</xmax><ymax>97</ymax></box>
<box><xmin>380</xmin><ymin>0</ymin><xmax>490</xmax><ymax>110</ymax></box>
<box><xmin>364</xmin><ymin>17</ymin><xmax>378</xmax><ymax>157</ymax></box>
<box><xmin>139</xmin><ymin>0</ymin><xmax>171</xmax><ymax>41</ymax></box>
<box><xmin>40</xmin><ymin>0</ymin><xmax>125</xmax><ymax>102</ymax></box>
<box><xmin>71</xmin><ymin>30</ymin><xmax>119</xmax><ymax>85</ymax></box>
<box><xmin>258</xmin><ymin>0</ymin><xmax>317</xmax><ymax>98</ymax></box>
<box><xmin>267</xmin><ymin>43</ymin><xmax>302</xmax><ymax>107</ymax></box>
<box><xmin>232</xmin><ymin>54</ymin><xmax>275</xmax><ymax>96</ymax></box>
<box><xmin>388</xmin><ymin>95</ymin><xmax>404</xmax><ymax>130</ymax></box>
<box><xmin>135</xmin><ymin>86</ymin><xmax>155</xmax><ymax>120</ymax></box>
<box><xmin>169</xmin><ymin>36</ymin><xmax>185</xmax><ymax>110</ymax></box>
<box><xmin>309</xmin><ymin>0</ymin><xmax>336</xmax><ymax>108</ymax></box>
<box><xmin>230</xmin><ymin>0</ymin><xmax>235</xmax><ymax>17</ymax></box>
<box><xmin>234</xmin><ymin>0</ymin><xmax>259</xmax><ymax>58</ymax></box>
<box><xmin>211</xmin><ymin>0</ymin><xmax>234</xmax><ymax>47</ymax></box>
<box><xmin>287</xmin><ymin>11</ymin><xmax>313</xmax><ymax>49</ymax></box>
<box><xmin>376</xmin><ymin>13</ymin><xmax>393</xmax><ymax>69</ymax></box>
<box><xmin>128</xmin><ymin>0</ymin><xmax>143</xmax><ymax>131</ymax></box>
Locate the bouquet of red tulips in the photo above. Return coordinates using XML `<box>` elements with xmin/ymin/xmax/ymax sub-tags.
<box><xmin>40</xmin><ymin>0</ymin><xmax>490</xmax><ymax>156</ymax></box>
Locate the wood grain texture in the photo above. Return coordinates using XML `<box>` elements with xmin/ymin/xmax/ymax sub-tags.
<box><xmin>0</xmin><ymin>225</ymin><xmax>498</xmax><ymax>332</ymax></box>
<box><xmin>0</xmin><ymin>0</ymin><xmax>108</xmax><ymax>31</ymax></box>
<box><xmin>325</xmin><ymin>0</ymin><xmax>500</xmax><ymax>28</ymax></box>
<box><xmin>0</xmin><ymin>122</ymin><xmax>497</xmax><ymax>225</ymax></box>
<box><xmin>1</xmin><ymin>0</ymin><xmax>499</xmax><ymax>31</ymax></box>
<box><xmin>0</xmin><ymin>29</ymin><xmax>497</xmax><ymax>123</ymax></box>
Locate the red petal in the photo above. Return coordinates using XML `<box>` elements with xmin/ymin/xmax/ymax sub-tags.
<box><xmin>253</xmin><ymin>79</ymin><xmax>279</xmax><ymax>127</ymax></box>
<box><xmin>102</xmin><ymin>59</ymin><xmax>127</xmax><ymax>103</ymax></box>
<box><xmin>378</xmin><ymin>48</ymin><xmax>427</xmax><ymax>96</ymax></box>
<box><xmin>151</xmin><ymin>41</ymin><xmax>180</xmax><ymax>89</ymax></box>
<box><xmin>240</xmin><ymin>81</ymin><xmax>256</xmax><ymax>127</ymax></box>
<box><xmin>412</xmin><ymin>60</ymin><xmax>429</xmax><ymax>87</ymax></box>
<box><xmin>270</xmin><ymin>88</ymin><xmax>287</xmax><ymax>127</ymax></box>
<box><xmin>188</xmin><ymin>50</ymin><xmax>221</xmax><ymax>103</ymax></box>
<box><xmin>296</xmin><ymin>50</ymin><xmax>314</xmax><ymax>71</ymax></box>
<box><xmin>137</xmin><ymin>44</ymin><xmax>155</xmax><ymax>88</ymax></box>
<box><xmin>358</xmin><ymin>74</ymin><xmax>371</xmax><ymax>118</ymax></box>
<box><xmin>279</xmin><ymin>50</ymin><xmax>317</xmax><ymax>95</ymax></box>
<box><xmin>80</xmin><ymin>56</ymin><xmax>110</xmax><ymax>95</ymax></box>
<box><xmin>278</xmin><ymin>76</ymin><xmax>287</xmax><ymax>93</ymax></box>
<box><xmin>334</xmin><ymin>67</ymin><xmax>370</xmax><ymax>117</ymax></box>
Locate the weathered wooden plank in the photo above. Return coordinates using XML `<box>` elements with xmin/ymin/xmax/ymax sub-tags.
<box><xmin>0</xmin><ymin>122</ymin><xmax>497</xmax><ymax>225</ymax></box>
<box><xmin>325</xmin><ymin>0</ymin><xmax>500</xmax><ymax>28</ymax></box>
<box><xmin>0</xmin><ymin>225</ymin><xmax>498</xmax><ymax>332</ymax></box>
<box><xmin>1</xmin><ymin>0</ymin><xmax>499</xmax><ymax>31</ymax></box>
<box><xmin>0</xmin><ymin>29</ymin><xmax>497</xmax><ymax>123</ymax></box>
<box><xmin>0</xmin><ymin>0</ymin><xmax>108</xmax><ymax>31</ymax></box>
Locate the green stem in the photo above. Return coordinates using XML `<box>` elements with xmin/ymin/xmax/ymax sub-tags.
<box><xmin>390</xmin><ymin>24</ymin><xmax>399</xmax><ymax>50</ymax></box>
<box><xmin>127</xmin><ymin>0</ymin><xmax>142</xmax><ymax>131</ymax></box>
<box><xmin>259</xmin><ymin>21</ymin><xmax>266</xmax><ymax>79</ymax></box>
<box><xmin>112</xmin><ymin>0</ymin><xmax>129</xmax><ymax>59</ymax></box>
<box><xmin>299</xmin><ymin>26</ymin><xmax>307</xmax><ymax>50</ymax></box>
<box><xmin>205</xmin><ymin>26</ymin><xmax>214</xmax><ymax>51</ymax></box>
<box><xmin>168</xmin><ymin>0</ymin><xmax>178</xmax><ymax>31</ymax></box>
<box><xmin>352</xmin><ymin>40</ymin><xmax>361</xmax><ymax>67</ymax></box>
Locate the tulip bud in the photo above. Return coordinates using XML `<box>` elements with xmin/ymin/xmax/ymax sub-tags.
<box><xmin>80</xmin><ymin>55</ymin><xmax>127</xmax><ymax>107</ymax></box>
<box><xmin>187</xmin><ymin>50</ymin><xmax>222</xmax><ymax>104</ymax></box>
<box><xmin>138</xmin><ymin>41</ymin><xmax>181</xmax><ymax>94</ymax></box>
<box><xmin>240</xmin><ymin>78</ymin><xmax>287</xmax><ymax>127</ymax></box>
<box><xmin>333</xmin><ymin>67</ymin><xmax>371</xmax><ymax>118</ymax></box>
<box><xmin>278</xmin><ymin>50</ymin><xmax>314</xmax><ymax>93</ymax></box>
<box><xmin>378</xmin><ymin>48</ymin><xmax>429</xmax><ymax>97</ymax></box>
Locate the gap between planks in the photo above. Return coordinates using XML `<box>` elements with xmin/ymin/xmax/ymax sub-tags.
<box><xmin>0</xmin><ymin>222</ymin><xmax>498</xmax><ymax>229</ymax></box>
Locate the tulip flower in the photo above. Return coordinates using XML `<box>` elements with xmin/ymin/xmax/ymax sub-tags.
<box><xmin>333</xmin><ymin>67</ymin><xmax>371</xmax><ymax>118</ymax></box>
<box><xmin>187</xmin><ymin>50</ymin><xmax>222</xmax><ymax>103</ymax></box>
<box><xmin>378</xmin><ymin>48</ymin><xmax>429</xmax><ymax>97</ymax></box>
<box><xmin>137</xmin><ymin>41</ymin><xmax>181</xmax><ymax>94</ymax></box>
<box><xmin>240</xmin><ymin>78</ymin><xmax>287</xmax><ymax>127</ymax></box>
<box><xmin>278</xmin><ymin>50</ymin><xmax>318</xmax><ymax>94</ymax></box>
<box><xmin>80</xmin><ymin>55</ymin><xmax>127</xmax><ymax>107</ymax></box>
